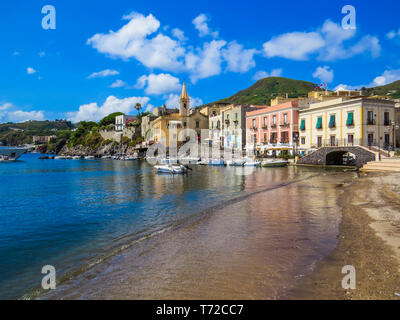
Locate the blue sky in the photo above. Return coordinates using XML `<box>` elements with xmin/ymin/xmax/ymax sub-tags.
<box><xmin>0</xmin><ymin>0</ymin><xmax>400</xmax><ymax>123</ymax></box>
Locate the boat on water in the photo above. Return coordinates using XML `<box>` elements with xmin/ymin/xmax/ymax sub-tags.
<box><xmin>120</xmin><ymin>155</ymin><xmax>138</xmax><ymax>161</ymax></box>
<box><xmin>154</xmin><ymin>164</ymin><xmax>189</xmax><ymax>174</ymax></box>
<box><xmin>261</xmin><ymin>159</ymin><xmax>289</xmax><ymax>167</ymax></box>
<box><xmin>209</xmin><ymin>159</ymin><xmax>225</xmax><ymax>166</ymax></box>
<box><xmin>226</xmin><ymin>158</ymin><xmax>246</xmax><ymax>166</ymax></box>
<box><xmin>243</xmin><ymin>159</ymin><xmax>261</xmax><ymax>167</ymax></box>
<box><xmin>84</xmin><ymin>156</ymin><xmax>95</xmax><ymax>160</ymax></box>
<box><xmin>0</xmin><ymin>147</ymin><xmax>27</xmax><ymax>162</ymax></box>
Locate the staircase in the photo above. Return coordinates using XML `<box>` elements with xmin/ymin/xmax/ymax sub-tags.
<box><xmin>361</xmin><ymin>158</ymin><xmax>400</xmax><ymax>172</ymax></box>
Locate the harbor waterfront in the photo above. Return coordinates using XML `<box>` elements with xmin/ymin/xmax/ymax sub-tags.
<box><xmin>0</xmin><ymin>153</ymin><xmax>398</xmax><ymax>299</ymax></box>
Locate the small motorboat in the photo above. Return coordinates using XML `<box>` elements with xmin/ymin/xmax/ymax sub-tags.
<box><xmin>209</xmin><ymin>159</ymin><xmax>225</xmax><ymax>166</ymax></box>
<box><xmin>101</xmin><ymin>155</ymin><xmax>112</xmax><ymax>159</ymax></box>
<box><xmin>226</xmin><ymin>159</ymin><xmax>246</xmax><ymax>166</ymax></box>
<box><xmin>243</xmin><ymin>159</ymin><xmax>261</xmax><ymax>167</ymax></box>
<box><xmin>72</xmin><ymin>156</ymin><xmax>82</xmax><ymax>160</ymax></box>
<box><xmin>154</xmin><ymin>164</ymin><xmax>189</xmax><ymax>174</ymax></box>
<box><xmin>84</xmin><ymin>156</ymin><xmax>95</xmax><ymax>160</ymax></box>
<box><xmin>121</xmin><ymin>155</ymin><xmax>137</xmax><ymax>161</ymax></box>
<box><xmin>197</xmin><ymin>159</ymin><xmax>210</xmax><ymax>165</ymax></box>
<box><xmin>261</xmin><ymin>159</ymin><xmax>289</xmax><ymax>167</ymax></box>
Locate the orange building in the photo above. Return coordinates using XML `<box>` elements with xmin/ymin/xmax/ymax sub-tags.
<box><xmin>246</xmin><ymin>101</ymin><xmax>300</xmax><ymax>152</ymax></box>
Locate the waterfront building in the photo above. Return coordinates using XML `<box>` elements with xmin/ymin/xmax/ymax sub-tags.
<box><xmin>32</xmin><ymin>135</ymin><xmax>57</xmax><ymax>144</ymax></box>
<box><xmin>246</xmin><ymin>101</ymin><xmax>300</xmax><ymax>154</ymax></box>
<box><xmin>141</xmin><ymin>114</ymin><xmax>157</xmax><ymax>142</ymax></box>
<box><xmin>115</xmin><ymin>115</ymin><xmax>137</xmax><ymax>132</ymax></box>
<box><xmin>298</xmin><ymin>97</ymin><xmax>396</xmax><ymax>151</ymax></box>
<box><xmin>151</xmin><ymin>83</ymin><xmax>209</xmax><ymax>148</ymax></box>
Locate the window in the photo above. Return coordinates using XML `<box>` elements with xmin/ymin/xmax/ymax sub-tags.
<box><xmin>217</xmin><ymin>120</ymin><xmax>220</xmax><ymax>129</ymax></box>
<box><xmin>211</xmin><ymin>122</ymin><xmax>214</xmax><ymax>129</ymax></box>
<box><xmin>329</xmin><ymin>115</ymin><xmax>336</xmax><ymax>128</ymax></box>
<box><xmin>283</xmin><ymin>113</ymin><xmax>288</xmax><ymax>124</ymax></box>
<box><xmin>263</xmin><ymin>117</ymin><xmax>267</xmax><ymax>127</ymax></box>
<box><xmin>300</xmin><ymin>119</ymin><xmax>306</xmax><ymax>131</ymax></box>
<box><xmin>348</xmin><ymin>134</ymin><xmax>354</xmax><ymax>145</ymax></box>
<box><xmin>384</xmin><ymin>112</ymin><xmax>390</xmax><ymax>126</ymax></box>
<box><xmin>252</xmin><ymin>119</ymin><xmax>256</xmax><ymax>128</ymax></box>
<box><xmin>385</xmin><ymin>134</ymin><xmax>390</xmax><ymax>147</ymax></box>
<box><xmin>346</xmin><ymin>112</ymin><xmax>354</xmax><ymax>126</ymax></box>
<box><xmin>301</xmin><ymin>137</ymin><xmax>306</xmax><ymax>145</ymax></box>
<box><xmin>281</xmin><ymin>132</ymin><xmax>289</xmax><ymax>143</ymax></box>
<box><xmin>317</xmin><ymin>136</ymin><xmax>322</xmax><ymax>148</ymax></box>
<box><xmin>368</xmin><ymin>133</ymin><xmax>374</xmax><ymax>146</ymax></box>
<box><xmin>330</xmin><ymin>136</ymin><xmax>336</xmax><ymax>146</ymax></box>
<box><xmin>235</xmin><ymin>113</ymin><xmax>238</xmax><ymax>121</ymax></box>
<box><xmin>271</xmin><ymin>132</ymin><xmax>277</xmax><ymax>143</ymax></box>
<box><xmin>367</xmin><ymin>111</ymin><xmax>374</xmax><ymax>125</ymax></box>
<box><xmin>264</xmin><ymin>132</ymin><xmax>268</xmax><ymax>143</ymax></box>
<box><xmin>196</xmin><ymin>120</ymin><xmax>200</xmax><ymax>129</ymax></box>
<box><xmin>227</xmin><ymin>114</ymin><xmax>230</xmax><ymax>120</ymax></box>
<box><xmin>316</xmin><ymin>117</ymin><xmax>323</xmax><ymax>129</ymax></box>
<box><xmin>273</xmin><ymin>115</ymin><xmax>276</xmax><ymax>125</ymax></box>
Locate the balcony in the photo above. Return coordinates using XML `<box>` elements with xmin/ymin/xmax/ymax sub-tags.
<box><xmin>270</xmin><ymin>124</ymin><xmax>277</xmax><ymax>129</ymax></box>
<box><xmin>262</xmin><ymin>125</ymin><xmax>268</xmax><ymax>130</ymax></box>
<box><xmin>384</xmin><ymin>120</ymin><xmax>391</xmax><ymax>126</ymax></box>
<box><xmin>280</xmin><ymin>123</ymin><xmax>290</xmax><ymax>128</ymax></box>
<box><xmin>251</xmin><ymin>126</ymin><xmax>257</xmax><ymax>130</ymax></box>
<box><xmin>233</xmin><ymin>120</ymin><xmax>239</xmax><ymax>125</ymax></box>
<box><xmin>225</xmin><ymin>119</ymin><xmax>230</xmax><ymax>125</ymax></box>
<box><xmin>367</xmin><ymin>119</ymin><xmax>376</xmax><ymax>125</ymax></box>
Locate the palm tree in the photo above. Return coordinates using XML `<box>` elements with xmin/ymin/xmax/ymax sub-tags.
<box><xmin>135</xmin><ymin>103</ymin><xmax>142</xmax><ymax>117</ymax></box>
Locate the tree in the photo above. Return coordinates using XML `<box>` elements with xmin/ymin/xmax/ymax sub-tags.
<box><xmin>135</xmin><ymin>103</ymin><xmax>142</xmax><ymax>117</ymax></box>
<box><xmin>99</xmin><ymin>112</ymin><xmax>124</xmax><ymax>127</ymax></box>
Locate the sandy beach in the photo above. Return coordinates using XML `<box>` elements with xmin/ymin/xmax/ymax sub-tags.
<box><xmin>290</xmin><ymin>172</ymin><xmax>400</xmax><ymax>300</ymax></box>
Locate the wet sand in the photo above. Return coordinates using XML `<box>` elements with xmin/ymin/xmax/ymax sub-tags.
<box><xmin>40</xmin><ymin>169</ymin><xmax>400</xmax><ymax>300</ymax></box>
<box><xmin>290</xmin><ymin>172</ymin><xmax>400</xmax><ymax>300</ymax></box>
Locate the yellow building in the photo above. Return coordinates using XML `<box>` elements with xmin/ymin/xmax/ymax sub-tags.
<box><xmin>299</xmin><ymin>97</ymin><xmax>396</xmax><ymax>150</ymax></box>
<box><xmin>152</xmin><ymin>83</ymin><xmax>209</xmax><ymax>147</ymax></box>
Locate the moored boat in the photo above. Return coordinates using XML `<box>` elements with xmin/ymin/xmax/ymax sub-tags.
<box><xmin>154</xmin><ymin>164</ymin><xmax>189</xmax><ymax>174</ymax></box>
<box><xmin>0</xmin><ymin>147</ymin><xmax>27</xmax><ymax>162</ymax></box>
<box><xmin>261</xmin><ymin>159</ymin><xmax>289</xmax><ymax>167</ymax></box>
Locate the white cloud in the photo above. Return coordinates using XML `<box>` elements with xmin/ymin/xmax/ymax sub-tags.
<box><xmin>372</xmin><ymin>69</ymin><xmax>400</xmax><ymax>86</ymax></box>
<box><xmin>109</xmin><ymin>79</ymin><xmax>127</xmax><ymax>88</ymax></box>
<box><xmin>192</xmin><ymin>14</ymin><xmax>218</xmax><ymax>38</ymax></box>
<box><xmin>222</xmin><ymin>41</ymin><xmax>257</xmax><ymax>73</ymax></box>
<box><xmin>334</xmin><ymin>84</ymin><xmax>361</xmax><ymax>91</ymax></box>
<box><xmin>263</xmin><ymin>20</ymin><xmax>381</xmax><ymax>61</ymax></box>
<box><xmin>0</xmin><ymin>103</ymin><xmax>45</xmax><ymax>122</ymax></box>
<box><xmin>312</xmin><ymin>66</ymin><xmax>334</xmax><ymax>83</ymax></box>
<box><xmin>165</xmin><ymin>94</ymin><xmax>203</xmax><ymax>109</ymax></box>
<box><xmin>87</xmin><ymin>12</ymin><xmax>185</xmax><ymax>72</ymax></box>
<box><xmin>386</xmin><ymin>29</ymin><xmax>400</xmax><ymax>40</ymax></box>
<box><xmin>27</xmin><ymin>67</ymin><xmax>36</xmax><ymax>74</ymax></box>
<box><xmin>334</xmin><ymin>68</ymin><xmax>400</xmax><ymax>91</ymax></box>
<box><xmin>88</xmin><ymin>69</ymin><xmax>119</xmax><ymax>79</ymax></box>
<box><xmin>252</xmin><ymin>68</ymin><xmax>283</xmax><ymax>81</ymax></box>
<box><xmin>185</xmin><ymin>40</ymin><xmax>226</xmax><ymax>83</ymax></box>
<box><xmin>67</xmin><ymin>96</ymin><xmax>150</xmax><ymax>123</ymax></box>
<box><xmin>136</xmin><ymin>73</ymin><xmax>181</xmax><ymax>95</ymax></box>
<box><xmin>8</xmin><ymin>110</ymin><xmax>45</xmax><ymax>122</ymax></box>
<box><xmin>172</xmin><ymin>28</ymin><xmax>187</xmax><ymax>41</ymax></box>
<box><xmin>263</xmin><ymin>32</ymin><xmax>324</xmax><ymax>60</ymax></box>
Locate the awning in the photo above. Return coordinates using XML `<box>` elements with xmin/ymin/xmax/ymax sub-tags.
<box><xmin>329</xmin><ymin>115</ymin><xmax>336</xmax><ymax>128</ymax></box>
<box><xmin>316</xmin><ymin>117</ymin><xmax>323</xmax><ymax>129</ymax></box>
<box><xmin>346</xmin><ymin>112</ymin><xmax>354</xmax><ymax>126</ymax></box>
<box><xmin>300</xmin><ymin>119</ymin><xmax>305</xmax><ymax>131</ymax></box>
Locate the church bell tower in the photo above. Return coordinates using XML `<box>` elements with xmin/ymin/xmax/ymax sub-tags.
<box><xmin>179</xmin><ymin>82</ymin><xmax>190</xmax><ymax>117</ymax></box>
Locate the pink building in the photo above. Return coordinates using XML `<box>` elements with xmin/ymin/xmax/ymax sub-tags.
<box><xmin>245</xmin><ymin>101</ymin><xmax>299</xmax><ymax>149</ymax></box>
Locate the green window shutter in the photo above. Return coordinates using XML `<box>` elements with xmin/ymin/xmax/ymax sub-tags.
<box><xmin>329</xmin><ymin>115</ymin><xmax>336</xmax><ymax>128</ymax></box>
<box><xmin>346</xmin><ymin>112</ymin><xmax>354</xmax><ymax>126</ymax></box>
<box><xmin>316</xmin><ymin>117</ymin><xmax>322</xmax><ymax>129</ymax></box>
<box><xmin>300</xmin><ymin>119</ymin><xmax>305</xmax><ymax>130</ymax></box>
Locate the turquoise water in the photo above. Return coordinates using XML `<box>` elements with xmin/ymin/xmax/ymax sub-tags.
<box><xmin>0</xmin><ymin>153</ymin><xmax>257</xmax><ymax>299</ymax></box>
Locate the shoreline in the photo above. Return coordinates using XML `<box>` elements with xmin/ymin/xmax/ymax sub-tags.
<box><xmin>288</xmin><ymin>172</ymin><xmax>400</xmax><ymax>299</ymax></box>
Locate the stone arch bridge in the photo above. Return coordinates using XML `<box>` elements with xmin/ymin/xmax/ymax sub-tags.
<box><xmin>297</xmin><ymin>146</ymin><xmax>376</xmax><ymax>168</ymax></box>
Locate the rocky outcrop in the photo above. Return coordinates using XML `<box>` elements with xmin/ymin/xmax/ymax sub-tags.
<box><xmin>58</xmin><ymin>143</ymin><xmax>138</xmax><ymax>157</ymax></box>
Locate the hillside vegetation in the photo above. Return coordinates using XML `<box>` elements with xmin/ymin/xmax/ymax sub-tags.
<box><xmin>207</xmin><ymin>77</ymin><xmax>315</xmax><ymax>106</ymax></box>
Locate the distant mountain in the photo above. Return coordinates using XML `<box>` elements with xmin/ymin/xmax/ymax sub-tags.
<box><xmin>205</xmin><ymin>77</ymin><xmax>316</xmax><ymax>106</ymax></box>
<box><xmin>203</xmin><ymin>77</ymin><xmax>400</xmax><ymax>107</ymax></box>
<box><xmin>367</xmin><ymin>80</ymin><xmax>400</xmax><ymax>99</ymax></box>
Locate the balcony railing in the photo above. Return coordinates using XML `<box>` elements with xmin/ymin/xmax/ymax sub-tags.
<box><xmin>270</xmin><ymin>124</ymin><xmax>277</xmax><ymax>129</ymax></box>
<box><xmin>384</xmin><ymin>120</ymin><xmax>391</xmax><ymax>126</ymax></box>
<box><xmin>262</xmin><ymin>125</ymin><xmax>268</xmax><ymax>130</ymax></box>
<box><xmin>280</xmin><ymin>123</ymin><xmax>290</xmax><ymax>128</ymax></box>
<box><xmin>367</xmin><ymin>119</ymin><xmax>376</xmax><ymax>125</ymax></box>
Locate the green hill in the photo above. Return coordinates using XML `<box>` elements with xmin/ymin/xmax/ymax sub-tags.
<box><xmin>207</xmin><ymin>77</ymin><xmax>316</xmax><ymax>106</ymax></box>
<box><xmin>366</xmin><ymin>80</ymin><xmax>400</xmax><ymax>98</ymax></box>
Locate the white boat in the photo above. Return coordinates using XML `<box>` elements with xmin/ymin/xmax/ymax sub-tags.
<box><xmin>72</xmin><ymin>156</ymin><xmax>82</xmax><ymax>160</ymax></box>
<box><xmin>226</xmin><ymin>159</ymin><xmax>246</xmax><ymax>166</ymax></box>
<box><xmin>209</xmin><ymin>159</ymin><xmax>225</xmax><ymax>166</ymax></box>
<box><xmin>154</xmin><ymin>164</ymin><xmax>188</xmax><ymax>174</ymax></box>
<box><xmin>101</xmin><ymin>155</ymin><xmax>112</xmax><ymax>159</ymax></box>
<box><xmin>261</xmin><ymin>159</ymin><xmax>289</xmax><ymax>167</ymax></box>
<box><xmin>243</xmin><ymin>159</ymin><xmax>261</xmax><ymax>167</ymax></box>
<box><xmin>197</xmin><ymin>159</ymin><xmax>210</xmax><ymax>165</ymax></box>
<box><xmin>54</xmin><ymin>156</ymin><xmax>66</xmax><ymax>160</ymax></box>
<box><xmin>0</xmin><ymin>147</ymin><xmax>27</xmax><ymax>162</ymax></box>
<box><xmin>84</xmin><ymin>156</ymin><xmax>95</xmax><ymax>160</ymax></box>
<box><xmin>121</xmin><ymin>155</ymin><xmax>137</xmax><ymax>161</ymax></box>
